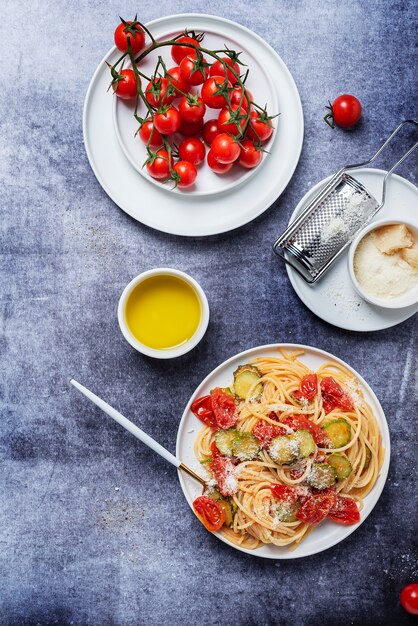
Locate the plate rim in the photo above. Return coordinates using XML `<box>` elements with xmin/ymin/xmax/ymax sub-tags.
<box><xmin>82</xmin><ymin>12</ymin><xmax>304</xmax><ymax>236</ymax></box>
<box><xmin>285</xmin><ymin>168</ymin><xmax>418</xmax><ymax>332</ymax></box>
<box><xmin>175</xmin><ymin>342</ymin><xmax>391</xmax><ymax>560</ymax></box>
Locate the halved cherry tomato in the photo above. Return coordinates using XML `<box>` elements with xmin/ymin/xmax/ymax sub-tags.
<box><xmin>193</xmin><ymin>495</ymin><xmax>225</xmax><ymax>531</ymax></box>
<box><xmin>280</xmin><ymin>414</ymin><xmax>329</xmax><ymax>447</ymax></box>
<box><xmin>178</xmin><ymin>137</ymin><xmax>206</xmax><ymax>165</ymax></box>
<box><xmin>328</xmin><ymin>496</ymin><xmax>360</xmax><ymax>525</ymax></box>
<box><xmin>211</xmin><ymin>133</ymin><xmax>240</xmax><ymax>164</ymax></box>
<box><xmin>296</xmin><ymin>491</ymin><xmax>337</xmax><ymax>524</ymax></box>
<box><xmin>270</xmin><ymin>484</ymin><xmax>298</xmax><ymax>502</ymax></box>
<box><xmin>246</xmin><ymin>110</ymin><xmax>274</xmax><ymax>142</ymax></box>
<box><xmin>218</xmin><ymin>104</ymin><xmax>247</xmax><ymax>135</ymax></box>
<box><xmin>191</xmin><ymin>395</ymin><xmax>217</xmax><ymax>430</ymax></box>
<box><xmin>300</xmin><ymin>374</ymin><xmax>318</xmax><ymax>400</ymax></box>
<box><xmin>210</xmin><ymin>441</ymin><xmax>220</xmax><ymax>458</ymax></box>
<box><xmin>114</xmin><ymin>19</ymin><xmax>145</xmax><ymax>55</ymax></box>
<box><xmin>171</xmin><ymin>35</ymin><xmax>201</xmax><ymax>65</ymax></box>
<box><xmin>173</xmin><ymin>160</ymin><xmax>197</xmax><ymax>188</ymax></box>
<box><xmin>138</xmin><ymin>119</ymin><xmax>163</xmax><ymax>148</ymax></box>
<box><xmin>320</xmin><ymin>377</ymin><xmax>354</xmax><ymax>413</ymax></box>
<box><xmin>178</xmin><ymin>118</ymin><xmax>204</xmax><ymax>136</ymax></box>
<box><xmin>209</xmin><ymin>455</ymin><xmax>238</xmax><ymax>496</ymax></box>
<box><xmin>153</xmin><ymin>106</ymin><xmax>181</xmax><ymax>135</ymax></box>
<box><xmin>400</xmin><ymin>584</ymin><xmax>418</xmax><ymax>615</ymax></box>
<box><xmin>229</xmin><ymin>86</ymin><xmax>253</xmax><ymax>111</ymax></box>
<box><xmin>202</xmin><ymin>119</ymin><xmax>219</xmax><ymax>145</ymax></box>
<box><xmin>211</xmin><ymin>388</ymin><xmax>238</xmax><ymax>429</ymax></box>
<box><xmin>166</xmin><ymin>66</ymin><xmax>190</xmax><ymax>96</ymax></box>
<box><xmin>207</xmin><ymin>150</ymin><xmax>233</xmax><ymax>174</ymax></box>
<box><xmin>145</xmin><ymin>77</ymin><xmax>175</xmax><ymax>107</ymax></box>
<box><xmin>145</xmin><ymin>148</ymin><xmax>173</xmax><ymax>179</ymax></box>
<box><xmin>209</xmin><ymin>57</ymin><xmax>240</xmax><ymax>84</ymax></box>
<box><xmin>179</xmin><ymin>55</ymin><xmax>209</xmax><ymax>86</ymax></box>
<box><xmin>238</xmin><ymin>139</ymin><xmax>262</xmax><ymax>169</ymax></box>
<box><xmin>252</xmin><ymin>420</ymin><xmax>284</xmax><ymax>448</ymax></box>
<box><xmin>112</xmin><ymin>69</ymin><xmax>138</xmax><ymax>100</ymax></box>
<box><xmin>178</xmin><ymin>95</ymin><xmax>206</xmax><ymax>123</ymax></box>
<box><xmin>201</xmin><ymin>76</ymin><xmax>231</xmax><ymax>109</ymax></box>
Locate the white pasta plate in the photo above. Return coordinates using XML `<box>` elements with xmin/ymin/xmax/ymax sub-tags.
<box><xmin>176</xmin><ymin>343</ymin><xmax>390</xmax><ymax>559</ymax></box>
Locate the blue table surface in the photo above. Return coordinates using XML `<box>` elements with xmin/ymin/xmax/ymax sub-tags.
<box><xmin>1</xmin><ymin>0</ymin><xmax>417</xmax><ymax>624</ymax></box>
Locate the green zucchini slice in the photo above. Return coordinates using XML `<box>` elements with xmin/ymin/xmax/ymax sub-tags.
<box><xmin>293</xmin><ymin>430</ymin><xmax>316</xmax><ymax>458</ymax></box>
<box><xmin>307</xmin><ymin>462</ymin><xmax>337</xmax><ymax>489</ymax></box>
<box><xmin>215</xmin><ymin>429</ymin><xmax>239</xmax><ymax>457</ymax></box>
<box><xmin>269</xmin><ymin>435</ymin><xmax>300</xmax><ymax>465</ymax></box>
<box><xmin>233</xmin><ymin>364</ymin><xmax>263</xmax><ymax>400</ymax></box>
<box><xmin>275</xmin><ymin>500</ymin><xmax>301</xmax><ymax>523</ymax></box>
<box><xmin>232</xmin><ymin>432</ymin><xmax>260</xmax><ymax>461</ymax></box>
<box><xmin>322</xmin><ymin>419</ymin><xmax>351</xmax><ymax>448</ymax></box>
<box><xmin>328</xmin><ymin>453</ymin><xmax>352</xmax><ymax>480</ymax></box>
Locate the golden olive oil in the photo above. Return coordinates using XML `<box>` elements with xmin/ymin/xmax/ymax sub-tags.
<box><xmin>125</xmin><ymin>275</ymin><xmax>201</xmax><ymax>350</ymax></box>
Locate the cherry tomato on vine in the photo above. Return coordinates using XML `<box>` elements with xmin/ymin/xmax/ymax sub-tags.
<box><xmin>178</xmin><ymin>95</ymin><xmax>206</xmax><ymax>123</ymax></box>
<box><xmin>218</xmin><ymin>104</ymin><xmax>247</xmax><ymax>135</ymax></box>
<box><xmin>153</xmin><ymin>106</ymin><xmax>181</xmax><ymax>135</ymax></box>
<box><xmin>210</xmin><ymin>133</ymin><xmax>240</xmax><ymax>164</ymax></box>
<box><xmin>400</xmin><ymin>584</ymin><xmax>418</xmax><ymax>615</ymax></box>
<box><xmin>229</xmin><ymin>86</ymin><xmax>253</xmax><ymax>111</ymax></box>
<box><xmin>238</xmin><ymin>139</ymin><xmax>262</xmax><ymax>169</ymax></box>
<box><xmin>179</xmin><ymin>55</ymin><xmax>209</xmax><ymax>86</ymax></box>
<box><xmin>246</xmin><ymin>110</ymin><xmax>274</xmax><ymax>142</ymax></box>
<box><xmin>171</xmin><ymin>35</ymin><xmax>201</xmax><ymax>65</ymax></box>
<box><xmin>202</xmin><ymin>119</ymin><xmax>219</xmax><ymax>145</ymax></box>
<box><xmin>178</xmin><ymin>117</ymin><xmax>204</xmax><ymax>136</ymax></box>
<box><xmin>325</xmin><ymin>94</ymin><xmax>362</xmax><ymax>129</ymax></box>
<box><xmin>138</xmin><ymin>119</ymin><xmax>163</xmax><ymax>148</ymax></box>
<box><xmin>166</xmin><ymin>66</ymin><xmax>190</xmax><ymax>96</ymax></box>
<box><xmin>207</xmin><ymin>150</ymin><xmax>233</xmax><ymax>173</ymax></box>
<box><xmin>114</xmin><ymin>19</ymin><xmax>145</xmax><ymax>54</ymax></box>
<box><xmin>112</xmin><ymin>69</ymin><xmax>138</xmax><ymax>100</ymax></box>
<box><xmin>178</xmin><ymin>137</ymin><xmax>206</xmax><ymax>165</ymax></box>
<box><xmin>173</xmin><ymin>160</ymin><xmax>197</xmax><ymax>188</ymax></box>
<box><xmin>145</xmin><ymin>77</ymin><xmax>175</xmax><ymax>107</ymax></box>
<box><xmin>201</xmin><ymin>76</ymin><xmax>231</xmax><ymax>109</ymax></box>
<box><xmin>193</xmin><ymin>495</ymin><xmax>225</xmax><ymax>532</ymax></box>
<box><xmin>146</xmin><ymin>149</ymin><xmax>173</xmax><ymax>179</ymax></box>
<box><xmin>209</xmin><ymin>56</ymin><xmax>240</xmax><ymax>84</ymax></box>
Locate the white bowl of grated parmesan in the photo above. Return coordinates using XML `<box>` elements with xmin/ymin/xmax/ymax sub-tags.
<box><xmin>348</xmin><ymin>219</ymin><xmax>418</xmax><ymax>309</ymax></box>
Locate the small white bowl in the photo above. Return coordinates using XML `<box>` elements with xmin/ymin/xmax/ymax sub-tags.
<box><xmin>348</xmin><ymin>219</ymin><xmax>418</xmax><ymax>309</ymax></box>
<box><xmin>118</xmin><ymin>268</ymin><xmax>209</xmax><ymax>359</ymax></box>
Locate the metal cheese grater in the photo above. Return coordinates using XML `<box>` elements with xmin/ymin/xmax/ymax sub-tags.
<box><xmin>273</xmin><ymin>119</ymin><xmax>418</xmax><ymax>284</ymax></box>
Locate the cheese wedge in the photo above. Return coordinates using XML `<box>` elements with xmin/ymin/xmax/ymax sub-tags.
<box><xmin>401</xmin><ymin>245</ymin><xmax>418</xmax><ymax>270</ymax></box>
<box><xmin>374</xmin><ymin>224</ymin><xmax>413</xmax><ymax>255</ymax></box>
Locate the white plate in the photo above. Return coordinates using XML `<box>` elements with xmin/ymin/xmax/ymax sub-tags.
<box><xmin>176</xmin><ymin>343</ymin><xmax>390</xmax><ymax>559</ymax></box>
<box><xmin>285</xmin><ymin>169</ymin><xmax>418</xmax><ymax>331</ymax></box>
<box><xmin>113</xmin><ymin>26</ymin><xmax>278</xmax><ymax>196</ymax></box>
<box><xmin>83</xmin><ymin>13</ymin><xmax>303</xmax><ymax>236</ymax></box>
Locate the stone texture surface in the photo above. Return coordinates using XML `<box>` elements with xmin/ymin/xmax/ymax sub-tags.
<box><xmin>0</xmin><ymin>1</ymin><xmax>417</xmax><ymax>624</ymax></box>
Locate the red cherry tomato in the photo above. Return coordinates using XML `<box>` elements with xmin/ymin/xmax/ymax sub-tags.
<box><xmin>209</xmin><ymin>57</ymin><xmax>240</xmax><ymax>84</ymax></box>
<box><xmin>320</xmin><ymin>377</ymin><xmax>354</xmax><ymax>413</ymax></box>
<box><xmin>178</xmin><ymin>117</ymin><xmax>204</xmax><ymax>136</ymax></box>
<box><xmin>328</xmin><ymin>496</ymin><xmax>360</xmax><ymax>525</ymax></box>
<box><xmin>247</xmin><ymin>110</ymin><xmax>274</xmax><ymax>142</ymax></box>
<box><xmin>211</xmin><ymin>133</ymin><xmax>240</xmax><ymax>164</ymax></box>
<box><xmin>238</xmin><ymin>139</ymin><xmax>262</xmax><ymax>169</ymax></box>
<box><xmin>179</xmin><ymin>55</ymin><xmax>209</xmax><ymax>86</ymax></box>
<box><xmin>178</xmin><ymin>137</ymin><xmax>206</xmax><ymax>165</ymax></box>
<box><xmin>296</xmin><ymin>491</ymin><xmax>337</xmax><ymax>524</ymax></box>
<box><xmin>138</xmin><ymin>119</ymin><xmax>163</xmax><ymax>148</ymax></box>
<box><xmin>218</xmin><ymin>104</ymin><xmax>247</xmax><ymax>135</ymax></box>
<box><xmin>166</xmin><ymin>66</ymin><xmax>190</xmax><ymax>96</ymax></box>
<box><xmin>193</xmin><ymin>495</ymin><xmax>225</xmax><ymax>532</ymax></box>
<box><xmin>178</xmin><ymin>95</ymin><xmax>206</xmax><ymax>123</ymax></box>
<box><xmin>400</xmin><ymin>584</ymin><xmax>418</xmax><ymax>615</ymax></box>
<box><xmin>229</xmin><ymin>86</ymin><xmax>253</xmax><ymax>111</ymax></box>
<box><xmin>202</xmin><ymin>119</ymin><xmax>219</xmax><ymax>145</ymax></box>
<box><xmin>145</xmin><ymin>77</ymin><xmax>175</xmax><ymax>107</ymax></box>
<box><xmin>153</xmin><ymin>106</ymin><xmax>181</xmax><ymax>135</ymax></box>
<box><xmin>326</xmin><ymin>94</ymin><xmax>362</xmax><ymax>129</ymax></box>
<box><xmin>252</xmin><ymin>420</ymin><xmax>284</xmax><ymax>448</ymax></box>
<box><xmin>114</xmin><ymin>20</ymin><xmax>145</xmax><ymax>54</ymax></box>
<box><xmin>300</xmin><ymin>374</ymin><xmax>318</xmax><ymax>400</ymax></box>
<box><xmin>270</xmin><ymin>484</ymin><xmax>298</xmax><ymax>502</ymax></box>
<box><xmin>209</xmin><ymin>455</ymin><xmax>238</xmax><ymax>496</ymax></box>
<box><xmin>280</xmin><ymin>414</ymin><xmax>329</xmax><ymax>448</ymax></box>
<box><xmin>207</xmin><ymin>150</ymin><xmax>233</xmax><ymax>174</ymax></box>
<box><xmin>171</xmin><ymin>35</ymin><xmax>201</xmax><ymax>65</ymax></box>
<box><xmin>146</xmin><ymin>149</ymin><xmax>173</xmax><ymax>180</ymax></box>
<box><xmin>173</xmin><ymin>160</ymin><xmax>197</xmax><ymax>188</ymax></box>
<box><xmin>191</xmin><ymin>395</ymin><xmax>218</xmax><ymax>430</ymax></box>
<box><xmin>211</xmin><ymin>388</ymin><xmax>238</xmax><ymax>429</ymax></box>
<box><xmin>201</xmin><ymin>76</ymin><xmax>231</xmax><ymax>109</ymax></box>
<box><xmin>112</xmin><ymin>69</ymin><xmax>138</xmax><ymax>100</ymax></box>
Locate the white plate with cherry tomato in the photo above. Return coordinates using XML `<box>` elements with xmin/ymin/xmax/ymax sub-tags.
<box><xmin>83</xmin><ymin>14</ymin><xmax>303</xmax><ymax>235</ymax></box>
<box><xmin>176</xmin><ymin>343</ymin><xmax>390</xmax><ymax>559</ymax></box>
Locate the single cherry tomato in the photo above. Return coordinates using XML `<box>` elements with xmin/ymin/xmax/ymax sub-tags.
<box><xmin>328</xmin><ymin>496</ymin><xmax>360</xmax><ymax>525</ymax></box>
<box><xmin>207</xmin><ymin>150</ymin><xmax>233</xmax><ymax>174</ymax></box>
<box><xmin>138</xmin><ymin>119</ymin><xmax>163</xmax><ymax>148</ymax></box>
<box><xmin>193</xmin><ymin>495</ymin><xmax>225</xmax><ymax>532</ymax></box>
<box><xmin>178</xmin><ymin>137</ymin><xmax>206</xmax><ymax>165</ymax></box>
<box><xmin>246</xmin><ymin>110</ymin><xmax>274</xmax><ymax>142</ymax></box>
<box><xmin>229</xmin><ymin>86</ymin><xmax>253</xmax><ymax>111</ymax></box>
<box><xmin>145</xmin><ymin>148</ymin><xmax>173</xmax><ymax>180</ymax></box>
<box><xmin>153</xmin><ymin>106</ymin><xmax>181</xmax><ymax>135</ymax></box>
<box><xmin>178</xmin><ymin>95</ymin><xmax>206</xmax><ymax>123</ymax></box>
<box><xmin>238</xmin><ymin>139</ymin><xmax>262</xmax><ymax>169</ymax></box>
<box><xmin>145</xmin><ymin>77</ymin><xmax>175</xmax><ymax>107</ymax></box>
<box><xmin>211</xmin><ymin>388</ymin><xmax>238</xmax><ymax>429</ymax></box>
<box><xmin>179</xmin><ymin>117</ymin><xmax>204</xmax><ymax>136</ymax></box>
<box><xmin>191</xmin><ymin>395</ymin><xmax>217</xmax><ymax>430</ymax></box>
<box><xmin>202</xmin><ymin>119</ymin><xmax>219</xmax><ymax>145</ymax></box>
<box><xmin>173</xmin><ymin>160</ymin><xmax>197</xmax><ymax>188</ymax></box>
<box><xmin>218</xmin><ymin>104</ymin><xmax>247</xmax><ymax>136</ymax></box>
<box><xmin>296</xmin><ymin>491</ymin><xmax>337</xmax><ymax>524</ymax></box>
<box><xmin>211</xmin><ymin>133</ymin><xmax>240</xmax><ymax>164</ymax></box>
<box><xmin>252</xmin><ymin>420</ymin><xmax>283</xmax><ymax>448</ymax></box>
<box><xmin>179</xmin><ymin>55</ymin><xmax>209</xmax><ymax>86</ymax></box>
<box><xmin>270</xmin><ymin>484</ymin><xmax>298</xmax><ymax>502</ymax></box>
<box><xmin>400</xmin><ymin>584</ymin><xmax>418</xmax><ymax>615</ymax></box>
<box><xmin>114</xmin><ymin>19</ymin><xmax>145</xmax><ymax>54</ymax></box>
<box><xmin>320</xmin><ymin>377</ymin><xmax>354</xmax><ymax>413</ymax></box>
<box><xmin>209</xmin><ymin>455</ymin><xmax>238</xmax><ymax>496</ymax></box>
<box><xmin>166</xmin><ymin>66</ymin><xmax>190</xmax><ymax>96</ymax></box>
<box><xmin>112</xmin><ymin>69</ymin><xmax>138</xmax><ymax>100</ymax></box>
<box><xmin>201</xmin><ymin>76</ymin><xmax>231</xmax><ymax>109</ymax></box>
<box><xmin>171</xmin><ymin>35</ymin><xmax>201</xmax><ymax>65</ymax></box>
<box><xmin>210</xmin><ymin>441</ymin><xmax>220</xmax><ymax>458</ymax></box>
<box><xmin>209</xmin><ymin>57</ymin><xmax>240</xmax><ymax>84</ymax></box>
<box><xmin>325</xmin><ymin>94</ymin><xmax>362</xmax><ymax>129</ymax></box>
<box><xmin>280</xmin><ymin>414</ymin><xmax>329</xmax><ymax>448</ymax></box>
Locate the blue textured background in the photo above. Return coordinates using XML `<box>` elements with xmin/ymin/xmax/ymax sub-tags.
<box><xmin>1</xmin><ymin>1</ymin><xmax>417</xmax><ymax>624</ymax></box>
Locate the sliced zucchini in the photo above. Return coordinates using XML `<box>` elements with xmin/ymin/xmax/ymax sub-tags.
<box><xmin>293</xmin><ymin>430</ymin><xmax>316</xmax><ymax>458</ymax></box>
<box><xmin>215</xmin><ymin>429</ymin><xmax>239</xmax><ymax>457</ymax></box>
<box><xmin>208</xmin><ymin>491</ymin><xmax>234</xmax><ymax>527</ymax></box>
<box><xmin>322</xmin><ymin>419</ymin><xmax>351</xmax><ymax>448</ymax></box>
<box><xmin>328</xmin><ymin>453</ymin><xmax>352</xmax><ymax>480</ymax></box>
<box><xmin>276</xmin><ymin>500</ymin><xmax>301</xmax><ymax>523</ymax></box>
<box><xmin>269</xmin><ymin>435</ymin><xmax>300</xmax><ymax>465</ymax></box>
<box><xmin>364</xmin><ymin>445</ymin><xmax>372</xmax><ymax>470</ymax></box>
<box><xmin>307</xmin><ymin>462</ymin><xmax>337</xmax><ymax>489</ymax></box>
<box><xmin>232</xmin><ymin>432</ymin><xmax>260</xmax><ymax>461</ymax></box>
<box><xmin>233</xmin><ymin>364</ymin><xmax>263</xmax><ymax>400</ymax></box>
